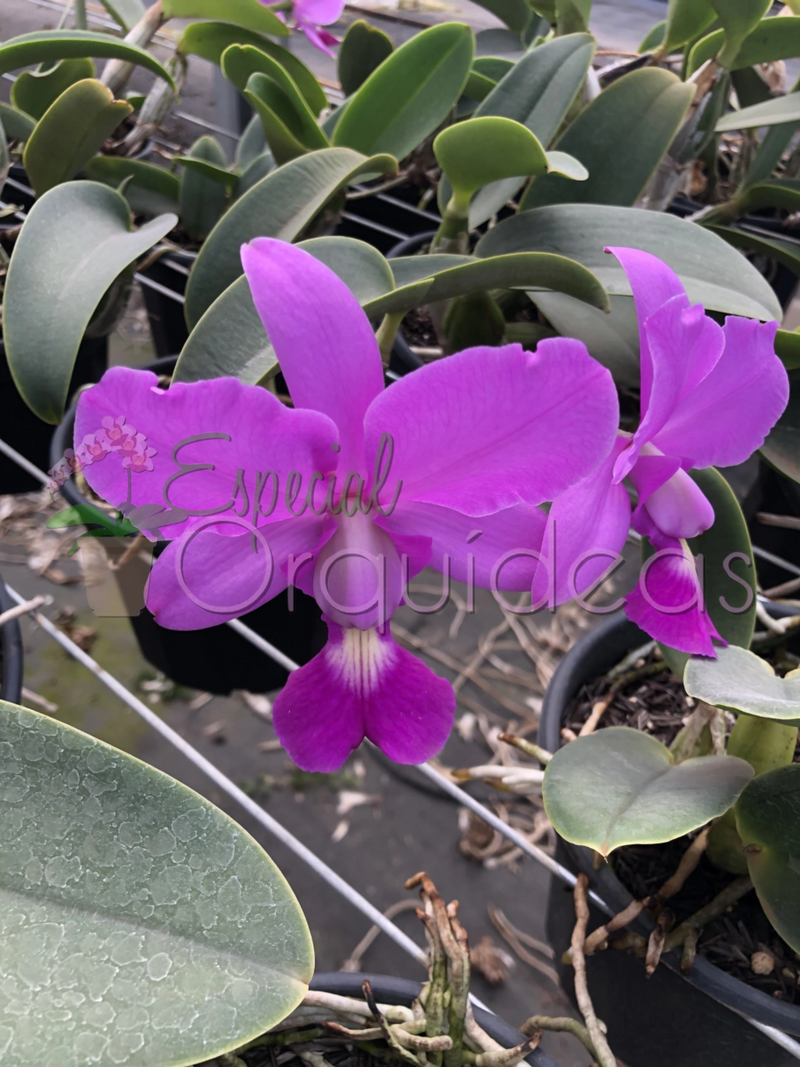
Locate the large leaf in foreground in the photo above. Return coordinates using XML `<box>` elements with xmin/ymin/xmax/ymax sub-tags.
<box><xmin>333</xmin><ymin>23</ymin><xmax>474</xmax><ymax>162</ymax></box>
<box><xmin>761</xmin><ymin>369</ymin><xmax>800</xmax><ymax>485</ymax></box>
<box><xmin>0</xmin><ymin>699</ymin><xmax>312</xmax><ymax>1067</ymax></box>
<box><xmin>0</xmin><ymin>30</ymin><xmax>175</xmax><ymax>86</ymax></box>
<box><xmin>646</xmin><ymin>468</ymin><xmax>758</xmax><ymax>677</ymax></box>
<box><xmin>338</xmin><ymin>19</ymin><xmax>394</xmax><ymax>97</ymax></box>
<box><xmin>85</xmin><ymin>156</ymin><xmax>181</xmax><ymax>216</ymax></box>
<box><xmin>4</xmin><ymin>182</ymin><xmax>176</xmax><ymax>423</ymax></box>
<box><xmin>176</xmin><ymin>237</ymin><xmax>395</xmax><ymax>384</ymax></box>
<box><xmin>544</xmin><ymin>727</ymin><xmax>753</xmax><ymax>857</ymax></box>
<box><xmin>521</xmin><ymin>67</ymin><xmax>694</xmax><ymax>209</ymax></box>
<box><xmin>686</xmin><ymin>646</ymin><xmax>800</xmax><ymax>724</ymax></box>
<box><xmin>184</xmin><ymin>147</ymin><xmax>397</xmax><ymax>328</ymax></box>
<box><xmin>23</xmin><ymin>79</ymin><xmax>132</xmax><ymax>196</ymax></box>
<box><xmin>11</xmin><ymin>56</ymin><xmax>95</xmax><ymax>120</ymax></box>
<box><xmin>709</xmin><ymin>0</ymin><xmax>771</xmax><ymax>67</ymax></box>
<box><xmin>736</xmin><ymin>766</ymin><xmax>800</xmax><ymax>951</ymax></box>
<box><xmin>476</xmin><ymin>204</ymin><xmax>782</xmax><ymax>321</ymax></box>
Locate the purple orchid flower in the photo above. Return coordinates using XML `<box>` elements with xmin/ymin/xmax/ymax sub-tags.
<box><xmin>265</xmin><ymin>0</ymin><xmax>344</xmax><ymax>57</ymax></box>
<box><xmin>532</xmin><ymin>246</ymin><xmax>789</xmax><ymax>656</ymax></box>
<box><xmin>75</xmin><ymin>239</ymin><xmax>618</xmax><ymax>771</ymax></box>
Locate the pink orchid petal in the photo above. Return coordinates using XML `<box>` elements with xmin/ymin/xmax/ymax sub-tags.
<box><xmin>363</xmin><ymin>339</ymin><xmax>619</xmax><ymax>517</ymax></box>
<box><xmin>312</xmin><ymin>513</ymin><xmax>403</xmax><ymax>630</ymax></box>
<box><xmin>76</xmin><ymin>367</ymin><xmax>338</xmax><ymax>541</ymax></box>
<box><xmin>651</xmin><ymin>317</ymin><xmax>788</xmax><ymax>469</ymax></box>
<box><xmin>272</xmin><ymin>622</ymin><xmax>455</xmax><ymax>771</ymax></box>
<box><xmin>531</xmin><ymin>436</ymin><xmax>631</xmax><ymax>606</ymax></box>
<box><xmin>241</xmin><ymin>239</ymin><xmax>384</xmax><ymax>475</ymax></box>
<box><xmin>632</xmin><ymin>462</ymin><xmax>715</xmax><ymax>541</ymax></box>
<box><xmin>146</xmin><ymin>514</ymin><xmax>326</xmax><ymax>629</ymax></box>
<box><xmin>379</xmin><ymin>500</ymin><xmax>546</xmax><ymax>591</ymax></box>
<box><xmin>606</xmin><ymin>246</ymin><xmax>686</xmax><ymax>415</ymax></box>
<box><xmin>299</xmin><ymin>20</ymin><xmax>338</xmax><ymax>56</ymax></box>
<box><xmin>295</xmin><ymin>0</ymin><xmax>344</xmax><ymax>26</ymax></box>
<box><xmin>625</xmin><ymin>537</ymin><xmax>724</xmax><ymax>656</ymax></box>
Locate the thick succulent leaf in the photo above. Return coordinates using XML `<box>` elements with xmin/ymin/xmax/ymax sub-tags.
<box><xmin>708</xmin><ymin>223</ymin><xmax>800</xmax><ymax>278</ymax></box>
<box><xmin>469</xmin><ymin>0</ymin><xmax>532</xmax><ymax>33</ymax></box>
<box><xmin>521</xmin><ymin>67</ymin><xmax>694</xmax><ymax>210</ymax></box>
<box><xmin>179</xmin><ymin>135</ymin><xmax>229</xmax><ymax>242</ymax></box>
<box><xmin>761</xmin><ymin>369</ymin><xmax>800</xmax><ymax>486</ymax></box>
<box><xmin>736</xmin><ymin>766</ymin><xmax>800</xmax><ymax>951</ymax></box>
<box><xmin>448</xmin><ymin>35</ymin><xmax>595</xmax><ymax>226</ymax></box>
<box><xmin>85</xmin><ymin>156</ymin><xmax>181</xmax><ymax>215</ymax></box>
<box><xmin>0</xmin><ymin>30</ymin><xmax>175</xmax><ymax>86</ymax></box>
<box><xmin>639</xmin><ymin>20</ymin><xmax>666</xmax><ymax>53</ymax></box>
<box><xmin>98</xmin><ymin>0</ymin><xmax>147</xmax><ymax>31</ymax></box>
<box><xmin>176</xmin><ymin>156</ymin><xmax>238</xmax><ymax>191</ymax></box>
<box><xmin>776</xmin><ymin>331</ymin><xmax>800</xmax><ymax>371</ymax></box>
<box><xmin>163</xmin><ymin>0</ymin><xmax>289</xmax><ymax>35</ymax></box>
<box><xmin>366</xmin><ymin>250</ymin><xmax>609</xmax><ymax>317</ymax></box>
<box><xmin>175</xmin><ymin>237</ymin><xmax>395</xmax><ymax>384</ymax></box>
<box><xmin>690</xmin><ymin>17</ymin><xmax>800</xmax><ymax>73</ymax></box>
<box><xmin>434</xmin><ymin>116</ymin><xmax>548</xmax><ymax>200</ymax></box>
<box><xmin>463</xmin><ymin>68</ymin><xmax>496</xmax><ymax>102</ymax></box>
<box><xmin>23</xmin><ymin>78</ymin><xmax>132</xmax><ymax>196</ymax></box>
<box><xmin>184</xmin><ymin>147</ymin><xmax>397</xmax><ymax>327</ymax></box>
<box><xmin>474</xmin><ymin>27</ymin><xmax>525</xmax><ymax>56</ymax></box>
<box><xmin>543</xmin><ymin>727</ymin><xmax>754</xmax><ymax>856</ymax></box>
<box><xmin>178</xmin><ymin>24</ymin><xmax>326</xmax><ymax>114</ymax></box>
<box><xmin>337</xmin><ymin>20</ymin><xmax>394</xmax><ymax>97</ymax></box>
<box><xmin>476</xmin><ymin>204</ymin><xmax>782</xmax><ymax>321</ymax></box>
<box><xmin>708</xmin><ymin>0</ymin><xmax>771</xmax><ymax>67</ymax></box>
<box><xmin>11</xmin><ymin>57</ymin><xmax>95</xmax><ymax>120</ymax></box>
<box><xmin>731</xmin><ymin>178</ymin><xmax>800</xmax><ymax>216</ymax></box>
<box><xmin>235</xmin><ymin>111</ymin><xmax>267</xmax><ymax>170</ymax></box>
<box><xmin>332</xmin><ymin>23</ymin><xmax>474</xmax><ymax>162</ymax></box>
<box><xmin>4</xmin><ymin>182</ymin><xmax>176</xmax><ymax>423</ymax></box>
<box><xmin>662</xmin><ymin>0</ymin><xmax>716</xmax><ymax>52</ymax></box>
<box><xmin>686</xmin><ymin>646</ymin><xmax>800</xmax><ymax>724</ymax></box>
<box><xmin>234</xmin><ymin>151</ymin><xmax>275</xmax><ymax>199</ymax></box>
<box><xmin>646</xmin><ymin>468</ymin><xmax>758</xmax><ymax>677</ymax></box>
<box><xmin>0</xmin><ymin>699</ymin><xmax>312</xmax><ymax>1067</ymax></box>
<box><xmin>717</xmin><ymin>91</ymin><xmax>800</xmax><ymax>132</ymax></box>
<box><xmin>0</xmin><ymin>102</ymin><xmax>35</xmax><ymax>141</ymax></box>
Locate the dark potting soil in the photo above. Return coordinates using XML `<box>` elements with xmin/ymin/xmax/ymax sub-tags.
<box><xmin>401</xmin><ymin>307</ymin><xmax>438</xmax><ymax>349</ymax></box>
<box><xmin>564</xmin><ymin>655</ymin><xmax>800</xmax><ymax>1002</ymax></box>
<box><xmin>235</xmin><ymin>1043</ymin><xmax>381</xmax><ymax>1067</ymax></box>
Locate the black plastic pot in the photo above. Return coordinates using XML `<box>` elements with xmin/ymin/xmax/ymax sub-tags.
<box><xmin>308</xmin><ymin>973</ymin><xmax>561</xmax><ymax>1067</ymax></box>
<box><xmin>138</xmin><ymin>251</ymin><xmax>194</xmax><ymax>360</ymax></box>
<box><xmin>386</xmin><ymin>231</ymin><xmax>436</xmax><ymax>377</ymax></box>
<box><xmin>338</xmin><ymin>183</ymin><xmax>441</xmax><ymax>255</ymax></box>
<box><xmin>747</xmin><ymin>461</ymin><xmax>800</xmax><ymax>591</ymax></box>
<box><xmin>0</xmin><ymin>335</ymin><xmax>108</xmax><ymax>494</ymax></box>
<box><xmin>0</xmin><ymin>573</ymin><xmax>24</xmax><ymax>705</ymax></box>
<box><xmin>540</xmin><ymin>611</ymin><xmax>800</xmax><ymax>1067</ymax></box>
<box><xmin>51</xmin><ymin>357</ymin><xmax>326</xmax><ymax>696</ymax></box>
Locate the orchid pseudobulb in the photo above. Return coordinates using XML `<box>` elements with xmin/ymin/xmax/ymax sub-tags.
<box><xmin>75</xmin><ymin>240</ymin><xmax>618</xmax><ymax>772</ymax></box>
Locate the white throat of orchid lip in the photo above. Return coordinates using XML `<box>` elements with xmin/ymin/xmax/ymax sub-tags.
<box><xmin>326</xmin><ymin>628</ymin><xmax>395</xmax><ymax>695</ymax></box>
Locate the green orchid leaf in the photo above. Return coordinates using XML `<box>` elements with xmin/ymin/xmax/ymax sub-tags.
<box><xmin>543</xmin><ymin>726</ymin><xmax>754</xmax><ymax>857</ymax></box>
<box><xmin>521</xmin><ymin>67</ymin><xmax>694</xmax><ymax>210</ymax></box>
<box><xmin>473</xmin><ymin>55</ymin><xmax>515</xmax><ymax>80</ymax></box>
<box><xmin>234</xmin><ymin>151</ymin><xmax>275</xmax><ymax>199</ymax></box>
<box><xmin>643</xmin><ymin>468</ymin><xmax>758</xmax><ymax>677</ymax></box>
<box><xmin>337</xmin><ymin>20</ymin><xmax>394</xmax><ymax>97</ymax></box>
<box><xmin>23</xmin><ymin>78</ymin><xmax>133</xmax><ymax>196</ymax></box>
<box><xmin>554</xmin><ymin>0</ymin><xmax>592</xmax><ymax>35</ymax></box>
<box><xmin>179</xmin><ymin>135</ymin><xmax>230</xmax><ymax>242</ymax></box>
<box><xmin>0</xmin><ymin>115</ymin><xmax>8</xmax><ymax>187</ymax></box>
<box><xmin>708</xmin><ymin>0</ymin><xmax>771</xmax><ymax>67</ymax></box>
<box><xmin>476</xmin><ymin>204</ymin><xmax>782</xmax><ymax>321</ymax></box>
<box><xmin>0</xmin><ymin>698</ymin><xmax>312</xmax><ymax>1066</ymax></box>
<box><xmin>179</xmin><ymin>23</ymin><xmax>325</xmax><ymax>114</ymax></box>
<box><xmin>689</xmin><ymin>17</ymin><xmax>800</xmax><ymax>74</ymax></box>
<box><xmin>686</xmin><ymin>645</ymin><xmax>800</xmax><ymax>724</ymax></box>
<box><xmin>98</xmin><ymin>0</ymin><xmax>147</xmax><ymax>30</ymax></box>
<box><xmin>0</xmin><ymin>30</ymin><xmax>175</xmax><ymax>87</ymax></box>
<box><xmin>545</xmin><ymin>149</ymin><xmax>588</xmax><ymax>179</ymax></box>
<box><xmin>775</xmin><ymin>331</ymin><xmax>800</xmax><ymax>371</ymax></box>
<box><xmin>163</xmin><ymin>0</ymin><xmax>289</xmax><ymax>35</ymax></box>
<box><xmin>470</xmin><ymin>0</ymin><xmax>532</xmax><ymax>34</ymax></box>
<box><xmin>85</xmin><ymin>156</ymin><xmax>181</xmax><ymax>216</ymax></box>
<box><xmin>761</xmin><ymin>369</ymin><xmax>800</xmax><ymax>485</ymax></box>
<box><xmin>333</xmin><ymin>23</ymin><xmax>474</xmax><ymax>162</ymax></box>
<box><xmin>435</xmin><ymin>116</ymin><xmax>549</xmax><ymax>202</ymax></box>
<box><xmin>184</xmin><ymin>147</ymin><xmax>397</xmax><ymax>328</ymax></box>
<box><xmin>176</xmin><ymin>237</ymin><xmax>395</xmax><ymax>384</ymax></box>
<box><xmin>639</xmin><ymin>20</ymin><xmax>666</xmax><ymax>53</ymax></box>
<box><xmin>4</xmin><ymin>182</ymin><xmax>176</xmax><ymax>423</ymax></box>
<box><xmin>742</xmin><ymin>121</ymin><xmax>798</xmax><ymax>190</ymax></box>
<box><xmin>717</xmin><ymin>91</ymin><xmax>800</xmax><ymax>132</ymax></box>
<box><xmin>662</xmin><ymin>0</ymin><xmax>715</xmax><ymax>52</ymax></box>
<box><xmin>0</xmin><ymin>102</ymin><xmax>35</xmax><ymax>141</ymax></box>
<box><xmin>462</xmin><ymin>33</ymin><xmax>595</xmax><ymax>226</ymax></box>
<box><xmin>365</xmin><ymin>250</ymin><xmax>609</xmax><ymax>317</ymax></box>
<box><xmin>235</xmin><ymin>111</ymin><xmax>267</xmax><ymax>170</ymax></box>
<box><xmin>735</xmin><ymin>765</ymin><xmax>800</xmax><ymax>951</ymax></box>
<box><xmin>707</xmin><ymin>223</ymin><xmax>800</xmax><ymax>278</ymax></box>
<box><xmin>474</xmin><ymin>27</ymin><xmax>525</xmax><ymax>57</ymax></box>
<box><xmin>463</xmin><ymin>67</ymin><xmax>497</xmax><ymax>101</ymax></box>
<box><xmin>11</xmin><ymin>57</ymin><xmax>95</xmax><ymax>120</ymax></box>
<box><xmin>176</xmin><ymin>155</ymin><xmax>238</xmax><ymax>191</ymax></box>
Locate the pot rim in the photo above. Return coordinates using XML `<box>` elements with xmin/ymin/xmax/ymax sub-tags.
<box><xmin>0</xmin><ymin>572</ymin><xmax>23</xmax><ymax>705</ymax></box>
<box><xmin>539</xmin><ymin>609</ymin><xmax>800</xmax><ymax>1035</ymax></box>
<box><xmin>308</xmin><ymin>972</ymin><xmax>561</xmax><ymax>1067</ymax></box>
